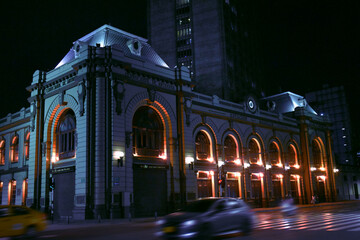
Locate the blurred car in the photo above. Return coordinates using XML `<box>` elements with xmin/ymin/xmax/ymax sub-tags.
<box><xmin>155</xmin><ymin>197</ymin><xmax>254</xmax><ymax>239</ymax></box>
<box><xmin>0</xmin><ymin>205</ymin><xmax>47</xmax><ymax>238</ymax></box>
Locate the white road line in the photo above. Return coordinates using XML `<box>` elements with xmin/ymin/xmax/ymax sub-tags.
<box><xmin>307</xmin><ymin>217</ymin><xmax>360</xmax><ymax>230</ymax></box>
<box><xmin>327</xmin><ymin>222</ymin><xmax>360</xmax><ymax>231</ymax></box>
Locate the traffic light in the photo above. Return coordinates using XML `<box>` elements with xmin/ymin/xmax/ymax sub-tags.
<box><xmin>218</xmin><ymin>177</ymin><xmax>225</xmax><ymax>188</ymax></box>
<box><xmin>49</xmin><ymin>177</ymin><xmax>55</xmax><ymax>192</ymax></box>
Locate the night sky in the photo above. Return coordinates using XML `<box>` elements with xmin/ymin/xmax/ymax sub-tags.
<box><xmin>1</xmin><ymin>1</ymin><xmax>359</xmax><ymax>146</ymax></box>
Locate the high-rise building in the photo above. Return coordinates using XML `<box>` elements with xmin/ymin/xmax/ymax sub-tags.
<box><xmin>306</xmin><ymin>85</ymin><xmax>360</xmax><ymax>200</ymax></box>
<box><xmin>148</xmin><ymin>0</ymin><xmax>264</xmax><ymax>102</ymax></box>
<box><xmin>306</xmin><ymin>86</ymin><xmax>354</xmax><ymax>166</ymax></box>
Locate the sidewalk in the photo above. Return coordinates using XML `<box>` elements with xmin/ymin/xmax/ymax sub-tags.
<box><xmin>253</xmin><ymin>200</ymin><xmax>360</xmax><ymax>212</ymax></box>
<box><xmin>44</xmin><ymin>200</ymin><xmax>360</xmax><ymax>232</ymax></box>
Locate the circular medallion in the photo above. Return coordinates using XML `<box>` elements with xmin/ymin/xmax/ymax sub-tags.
<box><xmin>247</xmin><ymin>96</ymin><xmax>257</xmax><ymax>113</ymax></box>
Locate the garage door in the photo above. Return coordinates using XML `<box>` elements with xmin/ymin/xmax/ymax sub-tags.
<box><xmin>133</xmin><ymin>167</ymin><xmax>167</xmax><ymax>217</ymax></box>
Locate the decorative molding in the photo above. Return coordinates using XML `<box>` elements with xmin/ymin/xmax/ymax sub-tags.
<box><xmin>77</xmin><ymin>80</ymin><xmax>86</xmax><ymax>116</ymax></box>
<box><xmin>58</xmin><ymin>91</ymin><xmax>66</xmax><ymax>106</ymax></box>
<box><xmin>126</xmin><ymin>39</ymin><xmax>142</xmax><ymax>56</ymax></box>
<box><xmin>228</xmin><ymin>120</ymin><xmax>233</xmax><ymax>129</ymax></box>
<box><xmin>147</xmin><ymin>88</ymin><xmax>156</xmax><ymax>103</ymax></box>
<box><xmin>184</xmin><ymin>97</ymin><xmax>192</xmax><ymax>126</ymax></box>
<box><xmin>112</xmin><ymin>80</ymin><xmax>125</xmax><ymax>115</ymax></box>
<box><xmin>30</xmin><ymin>101</ymin><xmax>37</xmax><ymax>132</ymax></box>
<box><xmin>41</xmin><ymin>142</ymin><xmax>47</xmax><ymax>157</ymax></box>
<box><xmin>267</xmin><ymin>100</ymin><xmax>276</xmax><ymax>112</ymax></box>
<box><xmin>201</xmin><ymin>114</ymin><xmax>207</xmax><ymax>124</ymax></box>
<box><xmin>125</xmin><ymin>131</ymin><xmax>132</xmax><ymax>148</ymax></box>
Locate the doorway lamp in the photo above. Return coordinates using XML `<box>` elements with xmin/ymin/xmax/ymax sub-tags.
<box><xmin>118</xmin><ymin>151</ymin><xmax>125</xmax><ymax>167</ymax></box>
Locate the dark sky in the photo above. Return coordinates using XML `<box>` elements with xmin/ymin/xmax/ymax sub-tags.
<box><xmin>1</xmin><ymin>0</ymin><xmax>359</xmax><ymax>139</ymax></box>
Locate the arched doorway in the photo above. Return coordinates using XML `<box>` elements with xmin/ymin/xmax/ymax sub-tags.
<box><xmin>195</xmin><ymin>130</ymin><xmax>214</xmax><ymax>198</ymax></box>
<box><xmin>52</xmin><ymin>110</ymin><xmax>76</xmax><ymax>219</ymax></box>
<box><xmin>312</xmin><ymin>140</ymin><xmax>326</xmax><ymax>202</ymax></box>
<box><xmin>132</xmin><ymin>106</ymin><xmax>168</xmax><ymax>217</ymax></box>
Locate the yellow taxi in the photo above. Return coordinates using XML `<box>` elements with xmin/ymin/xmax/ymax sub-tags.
<box><xmin>0</xmin><ymin>205</ymin><xmax>47</xmax><ymax>238</ymax></box>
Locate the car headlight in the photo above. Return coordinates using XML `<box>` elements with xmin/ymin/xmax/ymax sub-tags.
<box><xmin>156</xmin><ymin>219</ymin><xmax>165</xmax><ymax>225</ymax></box>
<box><xmin>181</xmin><ymin>220</ymin><xmax>197</xmax><ymax>228</ymax></box>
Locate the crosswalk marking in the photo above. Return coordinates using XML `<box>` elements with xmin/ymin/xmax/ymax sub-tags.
<box><xmin>327</xmin><ymin>222</ymin><xmax>360</xmax><ymax>231</ymax></box>
<box><xmin>255</xmin><ymin>213</ymin><xmax>360</xmax><ymax>232</ymax></box>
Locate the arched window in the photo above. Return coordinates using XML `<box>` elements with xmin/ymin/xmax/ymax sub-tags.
<box><xmin>132</xmin><ymin>106</ymin><xmax>164</xmax><ymax>157</ymax></box>
<box><xmin>269</xmin><ymin>142</ymin><xmax>280</xmax><ymax>165</ymax></box>
<box><xmin>288</xmin><ymin>144</ymin><xmax>298</xmax><ymax>166</ymax></box>
<box><xmin>10</xmin><ymin>136</ymin><xmax>19</xmax><ymax>163</ymax></box>
<box><xmin>9</xmin><ymin>180</ymin><xmax>16</xmax><ymax>205</ymax></box>
<box><xmin>0</xmin><ymin>140</ymin><xmax>5</xmax><ymax>165</ymax></box>
<box><xmin>24</xmin><ymin>132</ymin><xmax>30</xmax><ymax>160</ymax></box>
<box><xmin>57</xmin><ymin>111</ymin><xmax>76</xmax><ymax>159</ymax></box>
<box><xmin>195</xmin><ymin>131</ymin><xmax>211</xmax><ymax>161</ymax></box>
<box><xmin>224</xmin><ymin>135</ymin><xmax>237</xmax><ymax>162</ymax></box>
<box><xmin>249</xmin><ymin>138</ymin><xmax>261</xmax><ymax>165</ymax></box>
<box><xmin>312</xmin><ymin>140</ymin><xmax>322</xmax><ymax>168</ymax></box>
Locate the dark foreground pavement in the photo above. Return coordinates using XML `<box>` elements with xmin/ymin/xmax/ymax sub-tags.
<box><xmin>44</xmin><ymin>200</ymin><xmax>360</xmax><ymax>232</ymax></box>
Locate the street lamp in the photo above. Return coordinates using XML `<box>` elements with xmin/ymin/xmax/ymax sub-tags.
<box><xmin>117</xmin><ymin>151</ymin><xmax>125</xmax><ymax>167</ymax></box>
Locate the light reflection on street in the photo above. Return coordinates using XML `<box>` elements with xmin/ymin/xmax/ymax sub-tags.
<box><xmin>254</xmin><ymin>211</ymin><xmax>360</xmax><ymax>232</ymax></box>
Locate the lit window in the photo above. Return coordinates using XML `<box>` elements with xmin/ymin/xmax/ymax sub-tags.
<box><xmin>0</xmin><ymin>140</ymin><xmax>5</xmax><ymax>165</ymax></box>
<box><xmin>224</xmin><ymin>135</ymin><xmax>237</xmax><ymax>162</ymax></box>
<box><xmin>312</xmin><ymin>140</ymin><xmax>322</xmax><ymax>168</ymax></box>
<box><xmin>132</xmin><ymin>106</ymin><xmax>164</xmax><ymax>158</ymax></box>
<box><xmin>24</xmin><ymin>132</ymin><xmax>30</xmax><ymax>160</ymax></box>
<box><xmin>195</xmin><ymin>131</ymin><xmax>211</xmax><ymax>161</ymax></box>
<box><xmin>22</xmin><ymin>179</ymin><xmax>28</xmax><ymax>206</ymax></box>
<box><xmin>249</xmin><ymin>139</ymin><xmax>261</xmax><ymax>165</ymax></box>
<box><xmin>10</xmin><ymin>136</ymin><xmax>19</xmax><ymax>163</ymax></box>
<box><xmin>269</xmin><ymin>142</ymin><xmax>280</xmax><ymax>165</ymax></box>
<box><xmin>9</xmin><ymin>180</ymin><xmax>16</xmax><ymax>205</ymax></box>
<box><xmin>288</xmin><ymin>144</ymin><xmax>297</xmax><ymax>166</ymax></box>
<box><xmin>57</xmin><ymin>111</ymin><xmax>76</xmax><ymax>160</ymax></box>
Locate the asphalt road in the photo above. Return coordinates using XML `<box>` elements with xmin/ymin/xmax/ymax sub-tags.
<box><xmin>27</xmin><ymin>202</ymin><xmax>360</xmax><ymax>240</ymax></box>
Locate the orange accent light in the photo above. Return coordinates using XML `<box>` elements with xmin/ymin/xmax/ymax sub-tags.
<box><xmin>234</xmin><ymin>159</ymin><xmax>241</xmax><ymax>165</ymax></box>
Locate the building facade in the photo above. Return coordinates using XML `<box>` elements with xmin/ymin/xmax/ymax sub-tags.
<box><xmin>148</xmin><ymin>0</ymin><xmax>265</xmax><ymax>102</ymax></box>
<box><xmin>0</xmin><ymin>25</ymin><xmax>337</xmax><ymax>220</ymax></box>
<box><xmin>306</xmin><ymin>86</ymin><xmax>360</xmax><ymax>200</ymax></box>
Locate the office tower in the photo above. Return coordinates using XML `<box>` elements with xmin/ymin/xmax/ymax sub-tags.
<box><xmin>306</xmin><ymin>86</ymin><xmax>354</xmax><ymax>166</ymax></box>
<box><xmin>306</xmin><ymin>85</ymin><xmax>360</xmax><ymax>200</ymax></box>
<box><xmin>148</xmin><ymin>0</ymin><xmax>264</xmax><ymax>102</ymax></box>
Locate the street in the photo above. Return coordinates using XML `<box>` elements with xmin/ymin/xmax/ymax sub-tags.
<box><xmin>19</xmin><ymin>202</ymin><xmax>360</xmax><ymax>240</ymax></box>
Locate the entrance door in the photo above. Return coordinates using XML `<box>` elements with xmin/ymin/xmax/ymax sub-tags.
<box><xmin>273</xmin><ymin>181</ymin><xmax>282</xmax><ymax>201</ymax></box>
<box><xmin>251</xmin><ymin>181</ymin><xmax>262</xmax><ymax>207</ymax></box>
<box><xmin>197</xmin><ymin>179</ymin><xmax>212</xmax><ymax>198</ymax></box>
<box><xmin>317</xmin><ymin>181</ymin><xmax>326</xmax><ymax>203</ymax></box>
<box><xmin>290</xmin><ymin>180</ymin><xmax>298</xmax><ymax>203</ymax></box>
<box><xmin>226</xmin><ymin>180</ymin><xmax>239</xmax><ymax>198</ymax></box>
<box><xmin>53</xmin><ymin>171</ymin><xmax>75</xmax><ymax>219</ymax></box>
<box><xmin>133</xmin><ymin>167</ymin><xmax>167</xmax><ymax>217</ymax></box>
